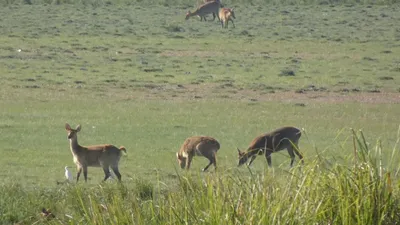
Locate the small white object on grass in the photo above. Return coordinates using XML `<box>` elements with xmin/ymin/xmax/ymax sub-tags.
<box><xmin>17</xmin><ymin>49</ymin><xmax>21</xmax><ymax>52</ymax></box>
<box><xmin>65</xmin><ymin>166</ymin><xmax>73</xmax><ymax>182</ymax></box>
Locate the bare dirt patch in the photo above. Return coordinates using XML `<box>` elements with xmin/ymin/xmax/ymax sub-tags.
<box><xmin>254</xmin><ymin>91</ymin><xmax>400</xmax><ymax>104</ymax></box>
<box><xmin>7</xmin><ymin>82</ymin><xmax>399</xmax><ymax>104</ymax></box>
<box><xmin>159</xmin><ymin>50</ymin><xmax>223</xmax><ymax>57</ymax></box>
<box><xmin>131</xmin><ymin>83</ymin><xmax>400</xmax><ymax>104</ymax></box>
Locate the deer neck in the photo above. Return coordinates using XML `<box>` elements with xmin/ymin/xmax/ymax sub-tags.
<box><xmin>69</xmin><ymin>137</ymin><xmax>80</xmax><ymax>154</ymax></box>
<box><xmin>246</xmin><ymin>148</ymin><xmax>262</xmax><ymax>157</ymax></box>
<box><xmin>190</xmin><ymin>10</ymin><xmax>200</xmax><ymax>17</ymax></box>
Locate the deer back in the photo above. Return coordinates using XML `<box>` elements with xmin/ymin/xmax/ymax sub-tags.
<box><xmin>77</xmin><ymin>144</ymin><xmax>123</xmax><ymax>167</ymax></box>
<box><xmin>193</xmin><ymin>1</ymin><xmax>220</xmax><ymax>16</ymax></box>
<box><xmin>179</xmin><ymin>136</ymin><xmax>220</xmax><ymax>158</ymax></box>
<box><xmin>248</xmin><ymin>126</ymin><xmax>301</xmax><ymax>152</ymax></box>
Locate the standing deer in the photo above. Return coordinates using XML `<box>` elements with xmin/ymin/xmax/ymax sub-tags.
<box><xmin>219</xmin><ymin>7</ymin><xmax>235</xmax><ymax>28</ymax></box>
<box><xmin>65</xmin><ymin>123</ymin><xmax>126</xmax><ymax>182</ymax></box>
<box><xmin>186</xmin><ymin>1</ymin><xmax>221</xmax><ymax>21</ymax></box>
<box><xmin>176</xmin><ymin>136</ymin><xmax>220</xmax><ymax>171</ymax></box>
<box><xmin>237</xmin><ymin>126</ymin><xmax>303</xmax><ymax>168</ymax></box>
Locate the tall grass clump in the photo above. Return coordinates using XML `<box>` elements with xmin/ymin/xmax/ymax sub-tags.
<box><xmin>1</xmin><ymin>130</ymin><xmax>399</xmax><ymax>224</ymax></box>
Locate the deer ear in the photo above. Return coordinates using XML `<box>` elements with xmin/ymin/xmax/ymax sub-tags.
<box><xmin>237</xmin><ymin>148</ymin><xmax>241</xmax><ymax>154</ymax></box>
<box><xmin>176</xmin><ymin>152</ymin><xmax>182</xmax><ymax>160</ymax></box>
<box><xmin>76</xmin><ymin>125</ymin><xmax>81</xmax><ymax>132</ymax></box>
<box><xmin>65</xmin><ymin>123</ymin><xmax>71</xmax><ymax>130</ymax></box>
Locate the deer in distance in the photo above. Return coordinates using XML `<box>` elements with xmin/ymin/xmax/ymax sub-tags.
<box><xmin>65</xmin><ymin>123</ymin><xmax>126</xmax><ymax>182</ymax></box>
<box><xmin>237</xmin><ymin>126</ymin><xmax>303</xmax><ymax>168</ymax></box>
<box><xmin>176</xmin><ymin>136</ymin><xmax>220</xmax><ymax>172</ymax></box>
<box><xmin>186</xmin><ymin>0</ymin><xmax>221</xmax><ymax>21</ymax></box>
<box><xmin>219</xmin><ymin>7</ymin><xmax>235</xmax><ymax>28</ymax></box>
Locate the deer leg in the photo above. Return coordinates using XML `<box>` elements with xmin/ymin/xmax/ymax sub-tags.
<box><xmin>202</xmin><ymin>161</ymin><xmax>213</xmax><ymax>172</ymax></box>
<box><xmin>186</xmin><ymin>155</ymin><xmax>194</xmax><ymax>170</ymax></box>
<box><xmin>212</xmin><ymin>152</ymin><xmax>217</xmax><ymax>170</ymax></box>
<box><xmin>265</xmin><ymin>152</ymin><xmax>272</xmax><ymax>167</ymax></box>
<box><xmin>247</xmin><ymin>155</ymin><xmax>257</xmax><ymax>166</ymax></box>
<box><xmin>202</xmin><ymin>152</ymin><xmax>216</xmax><ymax>172</ymax></box>
<box><xmin>231</xmin><ymin>19</ymin><xmax>235</xmax><ymax>28</ymax></box>
<box><xmin>76</xmin><ymin>167</ymin><xmax>82</xmax><ymax>183</ymax></box>
<box><xmin>83</xmin><ymin>166</ymin><xmax>88</xmax><ymax>182</ymax></box>
<box><xmin>287</xmin><ymin>147</ymin><xmax>296</xmax><ymax>168</ymax></box>
<box><xmin>212</xmin><ymin>13</ymin><xmax>216</xmax><ymax>21</ymax></box>
<box><xmin>103</xmin><ymin>166</ymin><xmax>111</xmax><ymax>181</ymax></box>
<box><xmin>111</xmin><ymin>165</ymin><xmax>122</xmax><ymax>181</ymax></box>
<box><xmin>292</xmin><ymin>142</ymin><xmax>304</xmax><ymax>165</ymax></box>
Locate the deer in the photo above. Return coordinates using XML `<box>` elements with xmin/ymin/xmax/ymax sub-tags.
<box><xmin>219</xmin><ymin>7</ymin><xmax>235</xmax><ymax>28</ymax></box>
<box><xmin>65</xmin><ymin>123</ymin><xmax>126</xmax><ymax>182</ymax></box>
<box><xmin>176</xmin><ymin>136</ymin><xmax>220</xmax><ymax>172</ymax></box>
<box><xmin>186</xmin><ymin>0</ymin><xmax>221</xmax><ymax>22</ymax></box>
<box><xmin>237</xmin><ymin>126</ymin><xmax>303</xmax><ymax>168</ymax></box>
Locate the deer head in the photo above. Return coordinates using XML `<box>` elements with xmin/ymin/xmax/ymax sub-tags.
<box><xmin>176</xmin><ymin>152</ymin><xmax>186</xmax><ymax>169</ymax></box>
<box><xmin>237</xmin><ymin>148</ymin><xmax>248</xmax><ymax>166</ymax></box>
<box><xmin>65</xmin><ymin>123</ymin><xmax>81</xmax><ymax>140</ymax></box>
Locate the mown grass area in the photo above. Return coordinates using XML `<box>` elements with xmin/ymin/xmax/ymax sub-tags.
<box><xmin>3</xmin><ymin>94</ymin><xmax>400</xmax><ymax>185</ymax></box>
<box><xmin>1</xmin><ymin>1</ymin><xmax>400</xmax><ymax>224</ymax></box>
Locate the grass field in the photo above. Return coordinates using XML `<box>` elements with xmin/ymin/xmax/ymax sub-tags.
<box><xmin>1</xmin><ymin>1</ymin><xmax>400</xmax><ymax>224</ymax></box>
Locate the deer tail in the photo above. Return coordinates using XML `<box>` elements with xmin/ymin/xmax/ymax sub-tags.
<box><xmin>119</xmin><ymin>146</ymin><xmax>127</xmax><ymax>154</ymax></box>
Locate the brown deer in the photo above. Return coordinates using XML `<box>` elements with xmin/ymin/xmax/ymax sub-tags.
<box><xmin>186</xmin><ymin>1</ymin><xmax>220</xmax><ymax>21</ymax></box>
<box><xmin>200</xmin><ymin>0</ymin><xmax>223</xmax><ymax>20</ymax></box>
<box><xmin>219</xmin><ymin>7</ymin><xmax>235</xmax><ymax>28</ymax></box>
<box><xmin>176</xmin><ymin>136</ymin><xmax>220</xmax><ymax>171</ymax></box>
<box><xmin>237</xmin><ymin>126</ymin><xmax>303</xmax><ymax>168</ymax></box>
<box><xmin>65</xmin><ymin>123</ymin><xmax>126</xmax><ymax>182</ymax></box>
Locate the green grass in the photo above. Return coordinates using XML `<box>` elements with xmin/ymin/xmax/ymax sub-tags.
<box><xmin>1</xmin><ymin>96</ymin><xmax>400</xmax><ymax>185</ymax></box>
<box><xmin>1</xmin><ymin>2</ymin><xmax>400</xmax><ymax>224</ymax></box>
<box><xmin>1</xmin><ymin>135</ymin><xmax>400</xmax><ymax>224</ymax></box>
<box><xmin>0</xmin><ymin>4</ymin><xmax>399</xmax><ymax>94</ymax></box>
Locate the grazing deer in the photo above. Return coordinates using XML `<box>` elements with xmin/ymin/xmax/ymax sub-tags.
<box><xmin>237</xmin><ymin>126</ymin><xmax>303</xmax><ymax>168</ymax></box>
<box><xmin>186</xmin><ymin>1</ymin><xmax>220</xmax><ymax>21</ymax></box>
<box><xmin>219</xmin><ymin>7</ymin><xmax>235</xmax><ymax>28</ymax></box>
<box><xmin>65</xmin><ymin>123</ymin><xmax>126</xmax><ymax>182</ymax></box>
<box><xmin>176</xmin><ymin>136</ymin><xmax>220</xmax><ymax>171</ymax></box>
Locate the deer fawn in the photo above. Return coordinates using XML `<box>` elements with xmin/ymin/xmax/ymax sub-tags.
<box><xmin>237</xmin><ymin>126</ymin><xmax>303</xmax><ymax>168</ymax></box>
<box><xmin>219</xmin><ymin>8</ymin><xmax>235</xmax><ymax>28</ymax></box>
<box><xmin>65</xmin><ymin>123</ymin><xmax>126</xmax><ymax>182</ymax></box>
<box><xmin>186</xmin><ymin>1</ymin><xmax>220</xmax><ymax>21</ymax></box>
<box><xmin>176</xmin><ymin>136</ymin><xmax>220</xmax><ymax>171</ymax></box>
